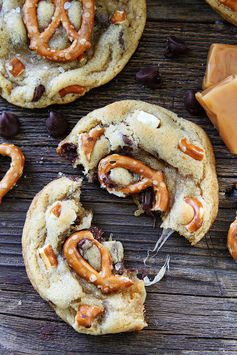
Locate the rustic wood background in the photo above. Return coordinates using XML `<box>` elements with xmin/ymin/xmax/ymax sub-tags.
<box><xmin>1</xmin><ymin>1</ymin><xmax>237</xmax><ymax>354</ymax></box>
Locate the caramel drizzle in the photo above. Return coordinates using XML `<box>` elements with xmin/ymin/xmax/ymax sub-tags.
<box><xmin>64</xmin><ymin>230</ymin><xmax>133</xmax><ymax>294</ymax></box>
<box><xmin>75</xmin><ymin>304</ymin><xmax>104</xmax><ymax>328</ymax></box>
<box><xmin>184</xmin><ymin>197</ymin><xmax>204</xmax><ymax>233</ymax></box>
<box><xmin>81</xmin><ymin>127</ymin><xmax>105</xmax><ymax>161</ymax></box>
<box><xmin>0</xmin><ymin>144</ymin><xmax>25</xmax><ymax>203</ymax></box>
<box><xmin>178</xmin><ymin>138</ymin><xmax>205</xmax><ymax>161</ymax></box>
<box><xmin>98</xmin><ymin>154</ymin><xmax>169</xmax><ymax>212</ymax></box>
<box><xmin>23</xmin><ymin>0</ymin><xmax>95</xmax><ymax>62</ymax></box>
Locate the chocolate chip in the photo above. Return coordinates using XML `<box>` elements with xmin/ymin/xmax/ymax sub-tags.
<box><xmin>77</xmin><ymin>239</ymin><xmax>87</xmax><ymax>249</ymax></box>
<box><xmin>32</xmin><ymin>84</ymin><xmax>45</xmax><ymax>102</ymax></box>
<box><xmin>184</xmin><ymin>89</ymin><xmax>203</xmax><ymax>115</ymax></box>
<box><xmin>136</xmin><ymin>66</ymin><xmax>162</xmax><ymax>89</ymax></box>
<box><xmin>122</xmin><ymin>134</ymin><xmax>133</xmax><ymax>146</ymax></box>
<box><xmin>46</xmin><ymin>111</ymin><xmax>68</xmax><ymax>138</ymax></box>
<box><xmin>0</xmin><ymin>112</ymin><xmax>20</xmax><ymax>138</ymax></box>
<box><xmin>95</xmin><ymin>11</ymin><xmax>110</xmax><ymax>28</ymax></box>
<box><xmin>225</xmin><ymin>185</ymin><xmax>237</xmax><ymax>198</ymax></box>
<box><xmin>140</xmin><ymin>187</ymin><xmax>155</xmax><ymax>214</ymax></box>
<box><xmin>119</xmin><ymin>30</ymin><xmax>125</xmax><ymax>50</ymax></box>
<box><xmin>164</xmin><ymin>36</ymin><xmax>188</xmax><ymax>58</ymax></box>
<box><xmin>102</xmin><ymin>175</ymin><xmax>116</xmax><ymax>189</ymax></box>
<box><xmin>90</xmin><ymin>226</ymin><xmax>105</xmax><ymax>242</ymax></box>
<box><xmin>58</xmin><ymin>143</ymin><xmax>77</xmax><ymax>162</ymax></box>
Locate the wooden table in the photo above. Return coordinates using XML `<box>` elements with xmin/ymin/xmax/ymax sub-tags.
<box><xmin>1</xmin><ymin>1</ymin><xmax>237</xmax><ymax>354</ymax></box>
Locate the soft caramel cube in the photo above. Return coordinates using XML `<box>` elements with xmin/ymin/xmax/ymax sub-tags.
<box><xmin>196</xmin><ymin>75</ymin><xmax>237</xmax><ymax>154</ymax></box>
<box><xmin>203</xmin><ymin>44</ymin><xmax>237</xmax><ymax>89</ymax></box>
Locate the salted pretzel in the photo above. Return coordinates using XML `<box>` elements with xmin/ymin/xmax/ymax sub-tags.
<box><xmin>98</xmin><ymin>154</ymin><xmax>169</xmax><ymax>212</ymax></box>
<box><xmin>23</xmin><ymin>0</ymin><xmax>95</xmax><ymax>62</ymax></box>
<box><xmin>220</xmin><ymin>0</ymin><xmax>237</xmax><ymax>11</ymax></box>
<box><xmin>178</xmin><ymin>138</ymin><xmax>205</xmax><ymax>161</ymax></box>
<box><xmin>184</xmin><ymin>197</ymin><xmax>204</xmax><ymax>233</ymax></box>
<box><xmin>64</xmin><ymin>230</ymin><xmax>134</xmax><ymax>294</ymax></box>
<box><xmin>0</xmin><ymin>144</ymin><xmax>25</xmax><ymax>203</ymax></box>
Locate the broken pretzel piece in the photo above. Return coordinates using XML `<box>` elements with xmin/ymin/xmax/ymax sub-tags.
<box><xmin>64</xmin><ymin>230</ymin><xmax>133</xmax><ymax>294</ymax></box>
<box><xmin>75</xmin><ymin>304</ymin><xmax>104</xmax><ymax>328</ymax></box>
<box><xmin>80</xmin><ymin>127</ymin><xmax>105</xmax><ymax>161</ymax></box>
<box><xmin>184</xmin><ymin>197</ymin><xmax>204</xmax><ymax>233</ymax></box>
<box><xmin>59</xmin><ymin>85</ymin><xmax>86</xmax><ymax>97</ymax></box>
<box><xmin>178</xmin><ymin>138</ymin><xmax>205</xmax><ymax>161</ymax></box>
<box><xmin>38</xmin><ymin>244</ymin><xmax>58</xmax><ymax>269</ymax></box>
<box><xmin>220</xmin><ymin>0</ymin><xmax>237</xmax><ymax>11</ymax></box>
<box><xmin>98</xmin><ymin>154</ymin><xmax>169</xmax><ymax>212</ymax></box>
<box><xmin>9</xmin><ymin>57</ymin><xmax>25</xmax><ymax>77</ymax></box>
<box><xmin>111</xmin><ymin>10</ymin><xmax>127</xmax><ymax>24</ymax></box>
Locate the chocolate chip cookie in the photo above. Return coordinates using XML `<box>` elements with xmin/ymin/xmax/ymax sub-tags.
<box><xmin>57</xmin><ymin>100</ymin><xmax>219</xmax><ymax>245</ymax></box>
<box><xmin>22</xmin><ymin>176</ymin><xmax>147</xmax><ymax>335</ymax></box>
<box><xmin>0</xmin><ymin>0</ymin><xmax>146</xmax><ymax>108</ymax></box>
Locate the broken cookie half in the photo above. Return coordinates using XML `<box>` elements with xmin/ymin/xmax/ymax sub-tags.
<box><xmin>57</xmin><ymin>100</ymin><xmax>219</xmax><ymax>245</ymax></box>
<box><xmin>22</xmin><ymin>177</ymin><xmax>146</xmax><ymax>335</ymax></box>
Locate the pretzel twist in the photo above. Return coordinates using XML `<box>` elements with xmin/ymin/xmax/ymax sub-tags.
<box><xmin>98</xmin><ymin>154</ymin><xmax>169</xmax><ymax>212</ymax></box>
<box><xmin>23</xmin><ymin>0</ymin><xmax>95</xmax><ymax>62</ymax></box>
<box><xmin>0</xmin><ymin>144</ymin><xmax>25</xmax><ymax>203</ymax></box>
<box><xmin>64</xmin><ymin>230</ymin><xmax>133</xmax><ymax>294</ymax></box>
<box><xmin>227</xmin><ymin>212</ymin><xmax>237</xmax><ymax>262</ymax></box>
<box><xmin>184</xmin><ymin>197</ymin><xmax>204</xmax><ymax>233</ymax></box>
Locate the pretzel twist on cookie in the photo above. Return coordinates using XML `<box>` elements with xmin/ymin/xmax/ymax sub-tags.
<box><xmin>64</xmin><ymin>230</ymin><xmax>134</xmax><ymax>294</ymax></box>
<box><xmin>23</xmin><ymin>0</ymin><xmax>95</xmax><ymax>62</ymax></box>
<box><xmin>0</xmin><ymin>144</ymin><xmax>25</xmax><ymax>203</ymax></box>
<box><xmin>98</xmin><ymin>154</ymin><xmax>169</xmax><ymax>212</ymax></box>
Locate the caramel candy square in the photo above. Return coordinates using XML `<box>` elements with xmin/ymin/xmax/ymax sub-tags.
<box><xmin>203</xmin><ymin>44</ymin><xmax>237</xmax><ymax>89</ymax></box>
<box><xmin>196</xmin><ymin>75</ymin><xmax>237</xmax><ymax>154</ymax></box>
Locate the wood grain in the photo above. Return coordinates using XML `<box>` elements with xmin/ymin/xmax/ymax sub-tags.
<box><xmin>1</xmin><ymin>1</ymin><xmax>237</xmax><ymax>354</ymax></box>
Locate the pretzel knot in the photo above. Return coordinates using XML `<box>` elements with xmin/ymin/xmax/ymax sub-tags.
<box><xmin>23</xmin><ymin>0</ymin><xmax>95</xmax><ymax>62</ymax></box>
<box><xmin>64</xmin><ymin>230</ymin><xmax>134</xmax><ymax>294</ymax></box>
<box><xmin>98</xmin><ymin>154</ymin><xmax>169</xmax><ymax>212</ymax></box>
<box><xmin>0</xmin><ymin>144</ymin><xmax>25</xmax><ymax>203</ymax></box>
